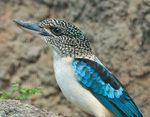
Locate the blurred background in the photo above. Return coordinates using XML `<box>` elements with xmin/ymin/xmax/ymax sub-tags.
<box><xmin>0</xmin><ymin>0</ymin><xmax>150</xmax><ymax>116</ymax></box>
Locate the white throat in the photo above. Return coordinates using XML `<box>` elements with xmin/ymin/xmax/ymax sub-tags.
<box><xmin>49</xmin><ymin>46</ymin><xmax>62</xmax><ymax>61</ymax></box>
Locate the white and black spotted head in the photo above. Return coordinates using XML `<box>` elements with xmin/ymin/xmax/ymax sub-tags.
<box><xmin>14</xmin><ymin>19</ymin><xmax>92</xmax><ymax>57</ymax></box>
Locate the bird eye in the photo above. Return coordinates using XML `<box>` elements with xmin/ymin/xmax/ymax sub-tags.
<box><xmin>51</xmin><ymin>27</ymin><xmax>63</xmax><ymax>36</ymax></box>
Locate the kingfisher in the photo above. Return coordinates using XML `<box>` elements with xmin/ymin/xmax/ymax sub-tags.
<box><xmin>14</xmin><ymin>19</ymin><xmax>143</xmax><ymax>117</ymax></box>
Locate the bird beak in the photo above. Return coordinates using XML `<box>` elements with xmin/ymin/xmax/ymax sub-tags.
<box><xmin>14</xmin><ymin>20</ymin><xmax>52</xmax><ymax>37</ymax></box>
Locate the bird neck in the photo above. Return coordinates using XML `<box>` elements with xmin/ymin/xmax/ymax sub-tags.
<box><xmin>49</xmin><ymin>45</ymin><xmax>92</xmax><ymax>59</ymax></box>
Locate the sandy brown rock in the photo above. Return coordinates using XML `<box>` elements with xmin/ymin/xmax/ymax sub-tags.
<box><xmin>0</xmin><ymin>99</ymin><xmax>62</xmax><ymax>117</ymax></box>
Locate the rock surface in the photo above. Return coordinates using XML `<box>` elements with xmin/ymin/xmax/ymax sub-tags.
<box><xmin>0</xmin><ymin>0</ymin><xmax>150</xmax><ymax>117</ymax></box>
<box><xmin>0</xmin><ymin>99</ymin><xmax>62</xmax><ymax>117</ymax></box>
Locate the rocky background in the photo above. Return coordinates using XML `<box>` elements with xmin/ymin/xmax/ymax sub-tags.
<box><xmin>0</xmin><ymin>0</ymin><xmax>150</xmax><ymax>117</ymax></box>
<box><xmin>0</xmin><ymin>99</ymin><xmax>62</xmax><ymax>117</ymax></box>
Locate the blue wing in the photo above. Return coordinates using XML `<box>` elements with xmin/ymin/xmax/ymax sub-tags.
<box><xmin>72</xmin><ymin>58</ymin><xmax>143</xmax><ymax>117</ymax></box>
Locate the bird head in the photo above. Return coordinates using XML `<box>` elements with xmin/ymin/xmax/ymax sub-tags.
<box><xmin>14</xmin><ymin>19</ymin><xmax>92</xmax><ymax>58</ymax></box>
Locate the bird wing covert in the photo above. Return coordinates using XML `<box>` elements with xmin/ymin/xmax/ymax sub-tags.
<box><xmin>72</xmin><ymin>58</ymin><xmax>143</xmax><ymax>117</ymax></box>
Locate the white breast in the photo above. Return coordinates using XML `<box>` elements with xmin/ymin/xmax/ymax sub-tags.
<box><xmin>54</xmin><ymin>58</ymin><xmax>110</xmax><ymax>117</ymax></box>
<box><xmin>51</xmin><ymin>50</ymin><xmax>113</xmax><ymax>117</ymax></box>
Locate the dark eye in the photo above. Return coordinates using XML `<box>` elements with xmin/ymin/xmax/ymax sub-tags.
<box><xmin>51</xmin><ymin>27</ymin><xmax>63</xmax><ymax>36</ymax></box>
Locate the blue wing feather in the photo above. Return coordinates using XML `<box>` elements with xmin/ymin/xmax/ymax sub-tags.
<box><xmin>72</xmin><ymin>58</ymin><xmax>143</xmax><ymax>117</ymax></box>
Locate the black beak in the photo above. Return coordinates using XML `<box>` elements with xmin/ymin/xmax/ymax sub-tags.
<box><xmin>14</xmin><ymin>20</ymin><xmax>51</xmax><ymax>36</ymax></box>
